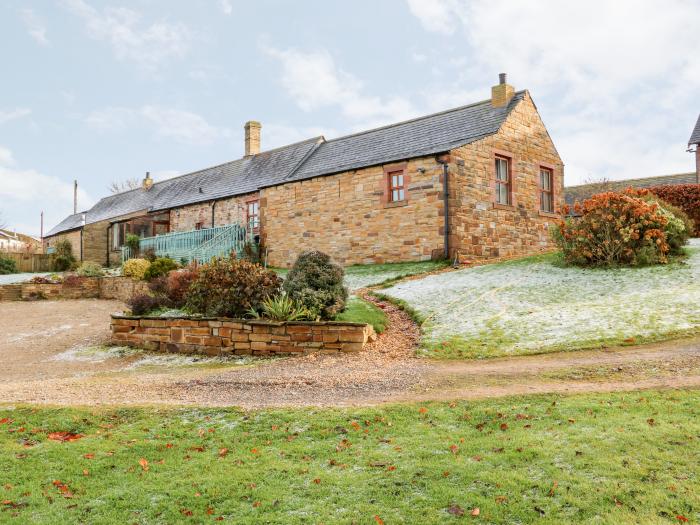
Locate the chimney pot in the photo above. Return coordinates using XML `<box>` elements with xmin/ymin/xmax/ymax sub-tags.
<box><xmin>143</xmin><ymin>171</ymin><xmax>154</xmax><ymax>190</ymax></box>
<box><xmin>244</xmin><ymin>121</ymin><xmax>261</xmax><ymax>156</ymax></box>
<box><xmin>491</xmin><ymin>73</ymin><xmax>515</xmax><ymax>108</ymax></box>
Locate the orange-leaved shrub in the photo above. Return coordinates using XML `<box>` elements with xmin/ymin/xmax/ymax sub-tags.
<box><xmin>645</xmin><ymin>184</ymin><xmax>699</xmax><ymax>236</ymax></box>
<box><xmin>554</xmin><ymin>192</ymin><xmax>670</xmax><ymax>267</ymax></box>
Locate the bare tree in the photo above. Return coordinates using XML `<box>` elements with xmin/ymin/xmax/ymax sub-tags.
<box><xmin>109</xmin><ymin>178</ymin><xmax>142</xmax><ymax>194</ymax></box>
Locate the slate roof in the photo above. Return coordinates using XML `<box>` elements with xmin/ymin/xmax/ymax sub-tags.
<box><xmin>45</xmin><ymin>212</ymin><xmax>85</xmax><ymax>237</ymax></box>
<box><xmin>564</xmin><ymin>172</ymin><xmax>698</xmax><ymax>208</ymax></box>
<box><xmin>46</xmin><ymin>92</ymin><xmax>526</xmax><ymax>236</ymax></box>
<box><xmin>281</xmin><ymin>91</ymin><xmax>526</xmax><ymax>184</ymax></box>
<box><xmin>690</xmin><ymin>114</ymin><xmax>700</xmax><ymax>145</ymax></box>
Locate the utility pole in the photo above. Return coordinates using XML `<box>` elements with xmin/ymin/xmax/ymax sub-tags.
<box><xmin>73</xmin><ymin>180</ymin><xmax>78</xmax><ymax>214</ymax></box>
<box><xmin>40</xmin><ymin>211</ymin><xmax>44</xmax><ymax>241</ymax></box>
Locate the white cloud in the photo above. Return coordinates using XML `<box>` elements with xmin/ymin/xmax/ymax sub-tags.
<box><xmin>85</xmin><ymin>106</ymin><xmax>231</xmax><ymax>146</ymax></box>
<box><xmin>0</xmin><ymin>147</ymin><xmax>94</xmax><ymax>236</ymax></box>
<box><xmin>262</xmin><ymin>43</ymin><xmax>419</xmax><ymax>129</ymax></box>
<box><xmin>406</xmin><ymin>0</ymin><xmax>700</xmax><ymax>184</ymax></box>
<box><xmin>219</xmin><ymin>0</ymin><xmax>233</xmax><ymax>15</ymax></box>
<box><xmin>0</xmin><ymin>108</ymin><xmax>31</xmax><ymax>125</ymax></box>
<box><xmin>61</xmin><ymin>0</ymin><xmax>191</xmax><ymax>67</ymax></box>
<box><xmin>20</xmin><ymin>9</ymin><xmax>49</xmax><ymax>45</ymax></box>
<box><xmin>406</xmin><ymin>0</ymin><xmax>460</xmax><ymax>35</ymax></box>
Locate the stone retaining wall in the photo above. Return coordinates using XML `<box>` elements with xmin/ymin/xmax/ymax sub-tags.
<box><xmin>0</xmin><ymin>276</ymin><xmax>149</xmax><ymax>302</ymax></box>
<box><xmin>111</xmin><ymin>315</ymin><xmax>376</xmax><ymax>356</ymax></box>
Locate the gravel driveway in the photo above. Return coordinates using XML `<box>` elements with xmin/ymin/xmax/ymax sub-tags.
<box><xmin>1</xmin><ymin>297</ymin><xmax>700</xmax><ymax>408</ymax></box>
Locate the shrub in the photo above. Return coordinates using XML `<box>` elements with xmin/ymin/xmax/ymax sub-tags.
<box><xmin>122</xmin><ymin>258</ymin><xmax>150</xmax><ymax>280</ymax></box>
<box><xmin>646</xmin><ymin>184</ymin><xmax>700</xmax><ymax>236</ymax></box>
<box><xmin>127</xmin><ymin>294</ymin><xmax>164</xmax><ymax>316</ymax></box>
<box><xmin>630</xmin><ymin>190</ymin><xmax>693</xmax><ymax>254</ymax></box>
<box><xmin>250</xmin><ymin>293</ymin><xmax>313</xmax><ymax>321</ymax></box>
<box><xmin>52</xmin><ymin>239</ymin><xmax>77</xmax><ymax>271</ymax></box>
<box><xmin>555</xmin><ymin>192</ymin><xmax>670</xmax><ymax>267</ymax></box>
<box><xmin>143</xmin><ymin>257</ymin><xmax>180</xmax><ymax>281</ymax></box>
<box><xmin>125</xmin><ymin>234</ymin><xmax>141</xmax><ymax>255</ymax></box>
<box><xmin>165</xmin><ymin>267</ymin><xmax>199</xmax><ymax>308</ymax></box>
<box><xmin>242</xmin><ymin>241</ymin><xmax>266</xmax><ymax>265</ymax></box>
<box><xmin>76</xmin><ymin>261</ymin><xmax>104</xmax><ymax>277</ymax></box>
<box><xmin>185</xmin><ymin>257</ymin><xmax>281</xmax><ymax>318</ymax></box>
<box><xmin>282</xmin><ymin>250</ymin><xmax>348</xmax><ymax>319</ymax></box>
<box><xmin>62</xmin><ymin>274</ymin><xmax>86</xmax><ymax>287</ymax></box>
<box><xmin>0</xmin><ymin>256</ymin><xmax>17</xmax><ymax>275</ymax></box>
<box><xmin>143</xmin><ymin>248</ymin><xmax>157</xmax><ymax>262</ymax></box>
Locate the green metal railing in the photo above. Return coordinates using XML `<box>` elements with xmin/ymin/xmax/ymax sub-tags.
<box><xmin>121</xmin><ymin>223</ymin><xmax>250</xmax><ymax>264</ymax></box>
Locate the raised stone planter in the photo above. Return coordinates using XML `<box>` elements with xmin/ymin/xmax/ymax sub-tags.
<box><xmin>0</xmin><ymin>276</ymin><xmax>149</xmax><ymax>302</ymax></box>
<box><xmin>111</xmin><ymin>315</ymin><xmax>376</xmax><ymax>356</ymax></box>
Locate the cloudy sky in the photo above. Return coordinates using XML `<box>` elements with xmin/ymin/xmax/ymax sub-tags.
<box><xmin>1</xmin><ymin>0</ymin><xmax>699</xmax><ymax>236</ymax></box>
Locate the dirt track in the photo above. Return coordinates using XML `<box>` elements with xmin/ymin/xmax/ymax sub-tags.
<box><xmin>0</xmin><ymin>298</ymin><xmax>699</xmax><ymax>408</ymax></box>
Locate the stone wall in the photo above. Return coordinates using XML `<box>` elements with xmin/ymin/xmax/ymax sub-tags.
<box><xmin>20</xmin><ymin>279</ymin><xmax>100</xmax><ymax>300</ymax></box>
<box><xmin>169</xmin><ymin>193</ymin><xmax>257</xmax><ymax>232</ymax></box>
<box><xmin>83</xmin><ymin>220</ymin><xmax>110</xmax><ymax>266</ymax></box>
<box><xmin>262</xmin><ymin>156</ymin><xmax>445</xmax><ymax>267</ymax></box>
<box><xmin>448</xmin><ymin>92</ymin><xmax>564</xmax><ymax>261</ymax></box>
<box><xmin>0</xmin><ymin>276</ymin><xmax>149</xmax><ymax>302</ymax></box>
<box><xmin>43</xmin><ymin>230</ymin><xmax>82</xmax><ymax>261</ymax></box>
<box><xmin>98</xmin><ymin>277</ymin><xmax>150</xmax><ymax>302</ymax></box>
<box><xmin>111</xmin><ymin>316</ymin><xmax>375</xmax><ymax>356</ymax></box>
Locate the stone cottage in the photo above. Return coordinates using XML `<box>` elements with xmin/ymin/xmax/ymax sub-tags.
<box><xmin>44</xmin><ymin>75</ymin><xmax>564</xmax><ymax>267</ymax></box>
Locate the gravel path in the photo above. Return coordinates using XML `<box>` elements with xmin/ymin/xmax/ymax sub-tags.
<box><xmin>1</xmin><ymin>297</ymin><xmax>699</xmax><ymax>408</ymax></box>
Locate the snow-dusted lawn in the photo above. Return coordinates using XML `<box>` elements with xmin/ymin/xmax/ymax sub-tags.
<box><xmin>381</xmin><ymin>239</ymin><xmax>700</xmax><ymax>359</ymax></box>
<box><xmin>0</xmin><ymin>272</ymin><xmax>55</xmax><ymax>285</ymax></box>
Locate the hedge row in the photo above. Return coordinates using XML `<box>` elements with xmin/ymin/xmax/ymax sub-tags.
<box><xmin>646</xmin><ymin>184</ymin><xmax>700</xmax><ymax>236</ymax></box>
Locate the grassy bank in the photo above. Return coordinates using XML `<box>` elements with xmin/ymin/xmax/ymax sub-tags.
<box><xmin>381</xmin><ymin>242</ymin><xmax>700</xmax><ymax>359</ymax></box>
<box><xmin>334</xmin><ymin>296</ymin><xmax>388</xmax><ymax>333</ymax></box>
<box><xmin>1</xmin><ymin>389</ymin><xmax>698</xmax><ymax>523</ymax></box>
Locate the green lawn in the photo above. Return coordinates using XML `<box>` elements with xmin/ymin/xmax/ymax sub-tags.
<box><xmin>381</xmin><ymin>241</ymin><xmax>700</xmax><ymax>359</ymax></box>
<box><xmin>2</xmin><ymin>389</ymin><xmax>698</xmax><ymax>523</ymax></box>
<box><xmin>334</xmin><ymin>296</ymin><xmax>388</xmax><ymax>333</ymax></box>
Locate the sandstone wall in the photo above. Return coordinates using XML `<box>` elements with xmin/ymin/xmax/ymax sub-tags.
<box><xmin>111</xmin><ymin>316</ymin><xmax>375</xmax><ymax>356</ymax></box>
<box><xmin>262</xmin><ymin>156</ymin><xmax>445</xmax><ymax>267</ymax></box>
<box><xmin>169</xmin><ymin>193</ymin><xmax>257</xmax><ymax>232</ymax></box>
<box><xmin>448</xmin><ymin>92</ymin><xmax>564</xmax><ymax>261</ymax></box>
<box><xmin>43</xmin><ymin>230</ymin><xmax>82</xmax><ymax>260</ymax></box>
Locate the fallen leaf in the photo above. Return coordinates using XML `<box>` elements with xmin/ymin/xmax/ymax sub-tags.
<box><xmin>252</xmin><ymin>501</ymin><xmax>261</xmax><ymax>508</ymax></box>
<box><xmin>218</xmin><ymin>448</ymin><xmax>228</xmax><ymax>458</ymax></box>
<box><xmin>82</xmin><ymin>470</ymin><xmax>89</xmax><ymax>476</ymax></box>
<box><xmin>449</xmin><ymin>444</ymin><xmax>459</xmax><ymax>455</ymax></box>
<box><xmin>47</xmin><ymin>432</ymin><xmax>84</xmax><ymax>442</ymax></box>
<box><xmin>51</xmin><ymin>480</ymin><xmax>73</xmax><ymax>499</ymax></box>
<box><xmin>495</xmin><ymin>495</ymin><xmax>508</xmax><ymax>504</ymax></box>
<box><xmin>548</xmin><ymin>480</ymin><xmax>558</xmax><ymax>496</ymax></box>
<box><xmin>139</xmin><ymin>458</ymin><xmax>149</xmax><ymax>472</ymax></box>
<box><xmin>313</xmin><ymin>478</ymin><xmax>321</xmax><ymax>484</ymax></box>
<box><xmin>418</xmin><ymin>407</ymin><xmax>428</xmax><ymax>414</ymax></box>
<box><xmin>471</xmin><ymin>507</ymin><xmax>480</xmax><ymax>516</ymax></box>
<box><xmin>374</xmin><ymin>516</ymin><xmax>385</xmax><ymax>525</ymax></box>
<box><xmin>647</xmin><ymin>418</ymin><xmax>655</xmax><ymax>426</ymax></box>
<box><xmin>447</xmin><ymin>504</ymin><xmax>465</xmax><ymax>516</ymax></box>
<box><xmin>83</xmin><ymin>453</ymin><xmax>94</xmax><ymax>459</ymax></box>
<box><xmin>180</xmin><ymin>509</ymin><xmax>193</xmax><ymax>516</ymax></box>
<box><xmin>0</xmin><ymin>418</ymin><xmax>13</xmax><ymax>425</ymax></box>
<box><xmin>166</xmin><ymin>443</ymin><xmax>174</xmax><ymax>449</ymax></box>
<box><xmin>206</xmin><ymin>507</ymin><xmax>214</xmax><ymax>515</ymax></box>
<box><xmin>442</xmin><ymin>471</ymin><xmax>450</xmax><ymax>477</ymax></box>
<box><xmin>250</xmin><ymin>448</ymin><xmax>259</xmax><ymax>455</ymax></box>
<box><xmin>676</xmin><ymin>515</ymin><xmax>689</xmax><ymax>523</ymax></box>
<box><xmin>500</xmin><ymin>423</ymin><xmax>509</xmax><ymax>431</ymax></box>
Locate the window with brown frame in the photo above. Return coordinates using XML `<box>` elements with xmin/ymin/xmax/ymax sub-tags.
<box><xmin>247</xmin><ymin>200</ymin><xmax>260</xmax><ymax>230</ymax></box>
<box><xmin>387</xmin><ymin>169</ymin><xmax>406</xmax><ymax>202</ymax></box>
<box><xmin>539</xmin><ymin>167</ymin><xmax>554</xmax><ymax>213</ymax></box>
<box><xmin>495</xmin><ymin>155</ymin><xmax>511</xmax><ymax>205</ymax></box>
<box><xmin>195</xmin><ymin>222</ymin><xmax>204</xmax><ymax>231</ymax></box>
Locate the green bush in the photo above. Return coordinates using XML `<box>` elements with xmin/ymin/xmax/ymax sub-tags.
<box><xmin>52</xmin><ymin>239</ymin><xmax>77</xmax><ymax>271</ymax></box>
<box><xmin>76</xmin><ymin>261</ymin><xmax>104</xmax><ymax>277</ymax></box>
<box><xmin>125</xmin><ymin>234</ymin><xmax>140</xmax><ymax>254</ymax></box>
<box><xmin>0</xmin><ymin>256</ymin><xmax>17</xmax><ymax>275</ymax></box>
<box><xmin>282</xmin><ymin>250</ymin><xmax>348</xmax><ymax>320</ymax></box>
<box><xmin>143</xmin><ymin>257</ymin><xmax>180</xmax><ymax>281</ymax></box>
<box><xmin>122</xmin><ymin>258</ymin><xmax>150</xmax><ymax>280</ymax></box>
<box><xmin>632</xmin><ymin>191</ymin><xmax>692</xmax><ymax>255</ymax></box>
<box><xmin>185</xmin><ymin>257</ymin><xmax>281</xmax><ymax>318</ymax></box>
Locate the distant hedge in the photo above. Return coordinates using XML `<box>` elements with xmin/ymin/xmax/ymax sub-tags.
<box><xmin>646</xmin><ymin>184</ymin><xmax>700</xmax><ymax>236</ymax></box>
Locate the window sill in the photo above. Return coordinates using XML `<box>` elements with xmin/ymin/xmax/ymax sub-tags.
<box><xmin>384</xmin><ymin>200</ymin><xmax>408</xmax><ymax>209</ymax></box>
<box><xmin>538</xmin><ymin>211</ymin><xmax>561</xmax><ymax>219</ymax></box>
<box><xmin>492</xmin><ymin>202</ymin><xmax>515</xmax><ymax>211</ymax></box>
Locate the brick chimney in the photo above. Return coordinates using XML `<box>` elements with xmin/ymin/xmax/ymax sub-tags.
<box><xmin>244</xmin><ymin>121</ymin><xmax>261</xmax><ymax>156</ymax></box>
<box><xmin>491</xmin><ymin>73</ymin><xmax>515</xmax><ymax>108</ymax></box>
<box><xmin>142</xmin><ymin>171</ymin><xmax>154</xmax><ymax>191</ymax></box>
